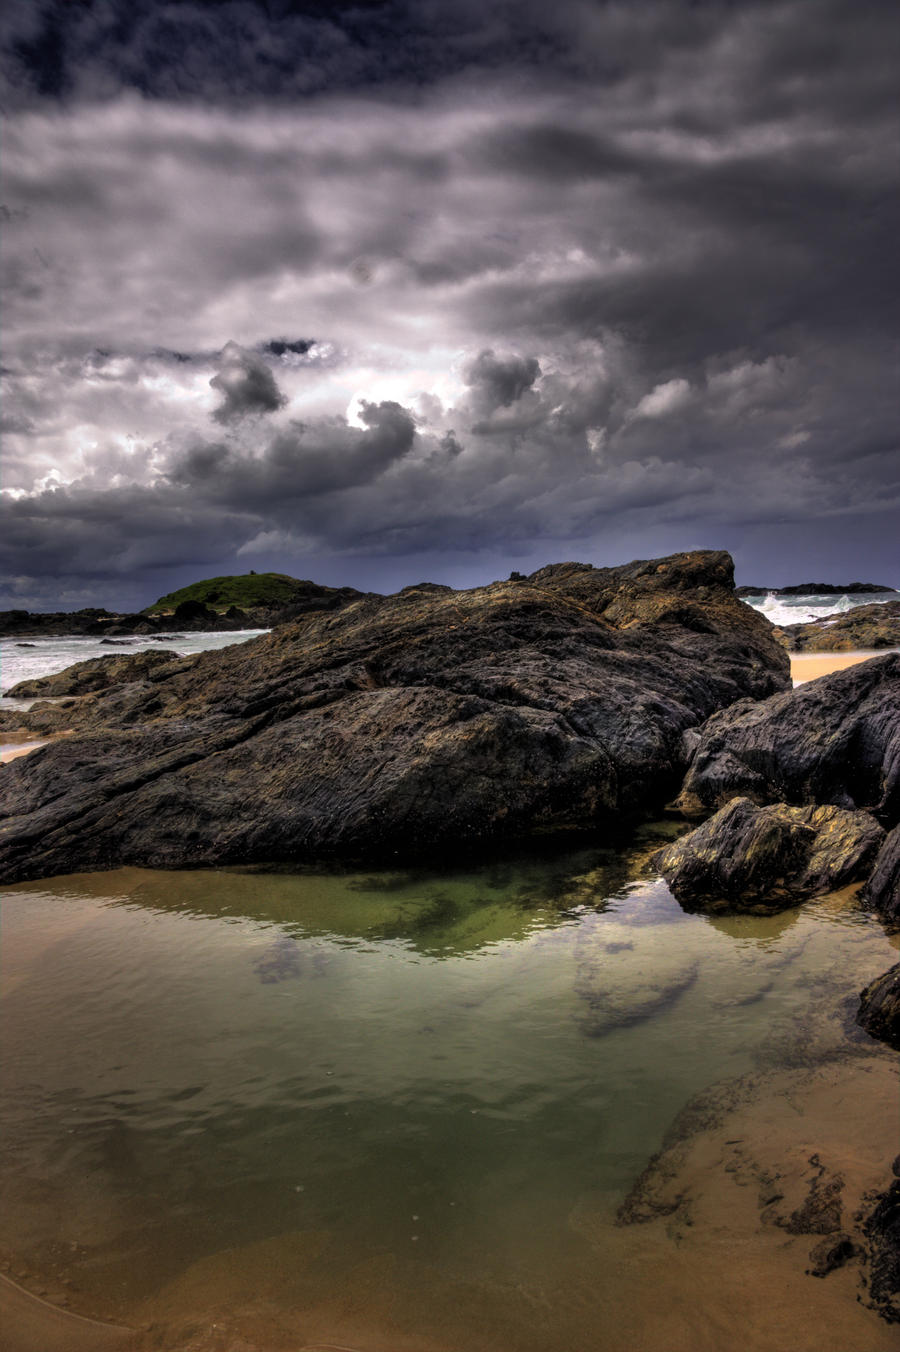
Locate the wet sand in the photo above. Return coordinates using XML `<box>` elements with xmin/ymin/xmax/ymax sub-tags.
<box><xmin>4</xmin><ymin>1055</ymin><xmax>895</xmax><ymax>1352</ymax></box>
<box><xmin>0</xmin><ymin>1273</ymin><xmax>133</xmax><ymax>1352</ymax></box>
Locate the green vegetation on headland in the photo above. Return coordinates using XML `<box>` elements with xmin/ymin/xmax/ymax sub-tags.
<box><xmin>144</xmin><ymin>572</ymin><xmax>339</xmax><ymax>614</ymax></box>
<box><xmin>0</xmin><ymin>573</ymin><xmax>365</xmax><ymax>636</ymax></box>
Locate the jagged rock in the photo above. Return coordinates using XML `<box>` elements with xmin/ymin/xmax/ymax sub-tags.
<box><xmin>0</xmin><ymin>550</ymin><xmax>789</xmax><ymax>883</ymax></box>
<box><xmin>861</xmin><ymin>825</ymin><xmax>900</xmax><ymax>926</ymax></box>
<box><xmin>655</xmin><ymin>798</ymin><xmax>885</xmax><ymax>911</ymax></box>
<box><xmin>4</xmin><ymin>650</ymin><xmax>182</xmax><ymax>699</ymax></box>
<box><xmin>675</xmin><ymin>654</ymin><xmax>900</xmax><ymax>822</ymax></box>
<box><xmin>864</xmin><ymin>1175</ymin><xmax>900</xmax><ymax>1323</ymax></box>
<box><xmin>776</xmin><ymin>600</ymin><xmax>900</xmax><ymax>653</ymax></box>
<box><xmin>857</xmin><ymin>964</ymin><xmax>900</xmax><ymax>1051</ymax></box>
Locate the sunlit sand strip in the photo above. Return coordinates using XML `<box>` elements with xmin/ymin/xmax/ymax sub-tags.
<box><xmin>0</xmin><ymin>741</ymin><xmax>48</xmax><ymax>764</ymax></box>
<box><xmin>790</xmin><ymin>650</ymin><xmax>897</xmax><ymax>684</ymax></box>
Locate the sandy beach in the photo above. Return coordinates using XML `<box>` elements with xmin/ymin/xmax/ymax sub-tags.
<box><xmin>790</xmin><ymin>650</ymin><xmax>896</xmax><ymax>683</ymax></box>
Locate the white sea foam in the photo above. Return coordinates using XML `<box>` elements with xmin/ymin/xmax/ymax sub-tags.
<box><xmin>741</xmin><ymin>591</ymin><xmax>896</xmax><ymax>627</ymax></box>
<box><xmin>0</xmin><ymin>629</ymin><xmax>268</xmax><ymax>709</ymax></box>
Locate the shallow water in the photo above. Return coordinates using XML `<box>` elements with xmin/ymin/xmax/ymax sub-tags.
<box><xmin>1</xmin><ymin>838</ymin><xmax>897</xmax><ymax>1351</ymax></box>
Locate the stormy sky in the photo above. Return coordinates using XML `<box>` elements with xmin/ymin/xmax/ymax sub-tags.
<box><xmin>1</xmin><ymin>1</ymin><xmax>898</xmax><ymax>610</ymax></box>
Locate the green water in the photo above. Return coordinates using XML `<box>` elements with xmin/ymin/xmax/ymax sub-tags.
<box><xmin>1</xmin><ymin>831</ymin><xmax>897</xmax><ymax>1350</ymax></box>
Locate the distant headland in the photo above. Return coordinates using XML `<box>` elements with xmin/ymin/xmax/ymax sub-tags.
<box><xmin>0</xmin><ymin>572</ymin><xmax>368</xmax><ymax>638</ymax></box>
<box><xmin>2</xmin><ymin>569</ymin><xmax>897</xmax><ymax>638</ymax></box>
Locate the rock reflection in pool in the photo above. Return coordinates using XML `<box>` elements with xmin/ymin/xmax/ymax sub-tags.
<box><xmin>0</xmin><ymin>839</ymin><xmax>897</xmax><ymax>1352</ymax></box>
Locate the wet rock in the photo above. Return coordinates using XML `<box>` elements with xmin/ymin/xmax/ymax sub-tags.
<box><xmin>0</xmin><ymin>550</ymin><xmax>790</xmax><ymax>883</ymax></box>
<box><xmin>776</xmin><ymin>600</ymin><xmax>900</xmax><ymax>653</ymax></box>
<box><xmin>675</xmin><ymin>654</ymin><xmax>900</xmax><ymax>822</ymax></box>
<box><xmin>861</xmin><ymin>825</ymin><xmax>900</xmax><ymax>927</ymax></box>
<box><xmin>806</xmin><ymin>1232</ymin><xmax>861</xmax><ymax>1276</ymax></box>
<box><xmin>781</xmin><ymin>1154</ymin><xmax>844</xmax><ymax>1234</ymax></box>
<box><xmin>655</xmin><ymin>798</ymin><xmax>885</xmax><ymax>912</ymax></box>
<box><xmin>856</xmin><ymin>963</ymin><xmax>900</xmax><ymax>1051</ymax></box>
<box><xmin>863</xmin><ymin>1177</ymin><xmax>900</xmax><ymax>1323</ymax></box>
<box><xmin>5</xmin><ymin>650</ymin><xmax>181</xmax><ymax>699</ymax></box>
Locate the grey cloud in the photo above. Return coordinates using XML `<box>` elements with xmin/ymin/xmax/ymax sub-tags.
<box><xmin>263</xmin><ymin>339</ymin><xmax>314</xmax><ymax>358</ymax></box>
<box><xmin>166</xmin><ymin>399</ymin><xmax>416</xmax><ymax>502</ymax></box>
<box><xmin>210</xmin><ymin>341</ymin><xmax>287</xmax><ymax>422</ymax></box>
<box><xmin>1</xmin><ymin>0</ymin><xmax>897</xmax><ymax>603</ymax></box>
<box><xmin>464</xmin><ymin>350</ymin><xmax>541</xmax><ymax>415</ymax></box>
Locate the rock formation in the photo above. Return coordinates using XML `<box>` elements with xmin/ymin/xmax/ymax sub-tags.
<box><xmin>857</xmin><ymin>964</ymin><xmax>900</xmax><ymax>1052</ymax></box>
<box><xmin>776</xmin><ymin>600</ymin><xmax>900</xmax><ymax>653</ymax></box>
<box><xmin>5</xmin><ymin>649</ymin><xmax>181</xmax><ymax>699</ymax></box>
<box><xmin>861</xmin><ymin>825</ymin><xmax>900</xmax><ymax>927</ymax></box>
<box><xmin>675</xmin><ymin>654</ymin><xmax>900</xmax><ymax>821</ymax></box>
<box><xmin>0</xmin><ymin>550</ymin><xmax>789</xmax><ymax>883</ymax></box>
<box><xmin>655</xmin><ymin>798</ymin><xmax>885</xmax><ymax>912</ymax></box>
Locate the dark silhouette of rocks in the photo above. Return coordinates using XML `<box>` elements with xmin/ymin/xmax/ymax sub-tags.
<box><xmin>735</xmin><ymin>583</ymin><xmax>897</xmax><ymax>597</ymax></box>
<box><xmin>857</xmin><ymin>964</ymin><xmax>900</xmax><ymax>1052</ymax></box>
<box><xmin>775</xmin><ymin>600</ymin><xmax>900</xmax><ymax>653</ymax></box>
<box><xmin>0</xmin><ymin>550</ymin><xmax>789</xmax><ymax>883</ymax></box>
<box><xmin>0</xmin><ymin>580</ymin><xmax>366</xmax><ymax>638</ymax></box>
<box><xmin>655</xmin><ymin>798</ymin><xmax>885</xmax><ymax>912</ymax></box>
<box><xmin>675</xmin><ymin>654</ymin><xmax>900</xmax><ymax>822</ymax></box>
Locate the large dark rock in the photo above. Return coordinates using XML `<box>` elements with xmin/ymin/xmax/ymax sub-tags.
<box><xmin>0</xmin><ymin>551</ymin><xmax>789</xmax><ymax>882</ymax></box>
<box><xmin>857</xmin><ymin>964</ymin><xmax>900</xmax><ymax>1051</ymax></box>
<box><xmin>675</xmin><ymin>654</ymin><xmax>900</xmax><ymax>822</ymax></box>
<box><xmin>5</xmin><ymin>649</ymin><xmax>181</xmax><ymax>699</ymax></box>
<box><xmin>862</xmin><ymin>825</ymin><xmax>900</xmax><ymax>927</ymax></box>
<box><xmin>655</xmin><ymin>797</ymin><xmax>885</xmax><ymax>912</ymax></box>
<box><xmin>776</xmin><ymin>600</ymin><xmax>900</xmax><ymax>653</ymax></box>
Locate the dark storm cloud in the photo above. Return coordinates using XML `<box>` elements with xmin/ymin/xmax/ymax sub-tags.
<box><xmin>1</xmin><ymin>0</ymin><xmax>898</xmax><ymax>605</ymax></box>
<box><xmin>263</xmin><ymin>339</ymin><xmax>314</xmax><ymax>358</ymax></box>
<box><xmin>167</xmin><ymin>399</ymin><xmax>416</xmax><ymax>500</ymax></box>
<box><xmin>464</xmin><ymin>350</ymin><xmax>541</xmax><ymax>416</ymax></box>
<box><xmin>209</xmin><ymin>341</ymin><xmax>287</xmax><ymax>422</ymax></box>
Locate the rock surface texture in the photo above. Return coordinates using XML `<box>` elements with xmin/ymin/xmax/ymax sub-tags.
<box><xmin>0</xmin><ymin>551</ymin><xmax>789</xmax><ymax>883</ymax></box>
<box><xmin>864</xmin><ymin>1171</ymin><xmax>900</xmax><ymax>1324</ymax></box>
<box><xmin>857</xmin><ymin>964</ymin><xmax>900</xmax><ymax>1052</ymax></box>
<box><xmin>5</xmin><ymin>649</ymin><xmax>182</xmax><ymax>699</ymax></box>
<box><xmin>675</xmin><ymin>654</ymin><xmax>900</xmax><ymax>822</ymax></box>
<box><xmin>655</xmin><ymin>798</ymin><xmax>885</xmax><ymax>912</ymax></box>
<box><xmin>861</xmin><ymin>825</ymin><xmax>900</xmax><ymax>927</ymax></box>
<box><xmin>776</xmin><ymin>600</ymin><xmax>900</xmax><ymax>653</ymax></box>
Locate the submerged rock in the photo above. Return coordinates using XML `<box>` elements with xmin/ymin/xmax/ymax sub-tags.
<box><xmin>776</xmin><ymin>600</ymin><xmax>900</xmax><ymax>654</ymax></box>
<box><xmin>857</xmin><ymin>963</ymin><xmax>900</xmax><ymax>1051</ymax></box>
<box><xmin>4</xmin><ymin>649</ymin><xmax>181</xmax><ymax>699</ymax></box>
<box><xmin>861</xmin><ymin>825</ymin><xmax>900</xmax><ymax>927</ymax></box>
<box><xmin>573</xmin><ymin>915</ymin><xmax>699</xmax><ymax>1035</ymax></box>
<box><xmin>0</xmin><ymin>550</ymin><xmax>789</xmax><ymax>883</ymax></box>
<box><xmin>675</xmin><ymin>654</ymin><xmax>900</xmax><ymax>822</ymax></box>
<box><xmin>655</xmin><ymin>798</ymin><xmax>885</xmax><ymax>912</ymax></box>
